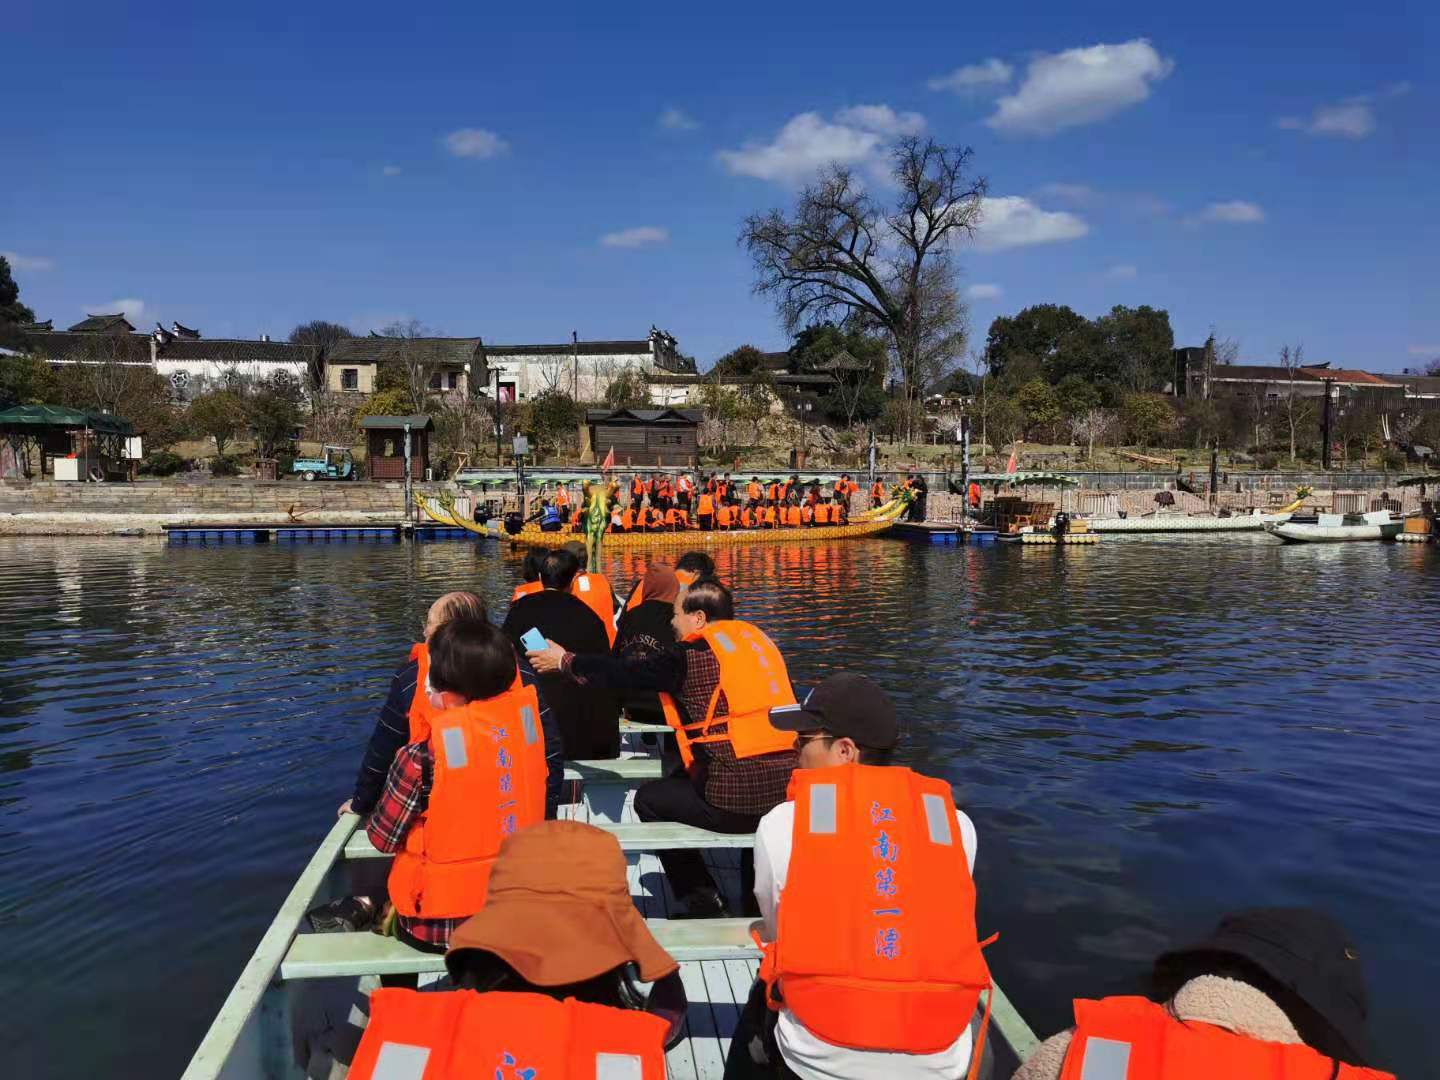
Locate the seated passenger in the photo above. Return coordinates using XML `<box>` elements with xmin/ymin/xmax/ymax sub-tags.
<box><xmin>350</xmin><ymin>821</ymin><xmax>686</xmax><ymax>1080</ymax></box>
<box><xmin>361</xmin><ymin>618</ymin><xmax>548</xmax><ymax>951</ymax></box>
<box><xmin>729</xmin><ymin>674</ymin><xmax>990</xmax><ymax>1080</ymax></box>
<box><xmin>1015</xmin><ymin>908</ymin><xmax>1395</xmax><ymax>1080</ymax></box>
<box><xmin>512</xmin><ymin>550</ymin><xmax>546</xmax><ymax>603</ymax></box>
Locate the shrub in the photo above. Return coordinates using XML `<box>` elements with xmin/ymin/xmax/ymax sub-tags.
<box><xmin>210</xmin><ymin>455</ymin><xmax>241</xmax><ymax>477</ymax></box>
<box><xmin>138</xmin><ymin>450</ymin><xmax>186</xmax><ymax>477</ymax></box>
<box><xmin>1257</xmin><ymin>453</ymin><xmax>1280</xmax><ymax>470</ymax></box>
<box><xmin>1380</xmin><ymin>448</ymin><xmax>1405</xmax><ymax>471</ymax></box>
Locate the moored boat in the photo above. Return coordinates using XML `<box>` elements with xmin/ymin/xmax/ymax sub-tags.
<box><xmin>1263</xmin><ymin>510</ymin><xmax>1403</xmax><ymax>543</ymax></box>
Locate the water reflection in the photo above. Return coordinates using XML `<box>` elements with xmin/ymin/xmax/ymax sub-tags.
<box><xmin>0</xmin><ymin>535</ymin><xmax>1436</xmax><ymax>1078</ymax></box>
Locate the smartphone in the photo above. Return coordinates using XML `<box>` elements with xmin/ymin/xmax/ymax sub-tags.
<box><xmin>520</xmin><ymin>627</ymin><xmax>548</xmax><ymax>653</ymax></box>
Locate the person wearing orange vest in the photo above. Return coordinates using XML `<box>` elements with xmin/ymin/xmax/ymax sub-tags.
<box><xmin>762</xmin><ymin>502</ymin><xmax>779</xmax><ymax>528</ymax></box>
<box><xmin>871</xmin><ymin>479</ymin><xmax>887</xmax><ymax>506</ymax></box>
<box><xmin>748</xmin><ymin>477</ymin><xmax>764</xmax><ymax>503</ymax></box>
<box><xmin>716</xmin><ymin>503</ymin><xmax>737</xmax><ymax>530</ymax></box>
<box><xmin>784</xmin><ymin>504</ymin><xmax>802</xmax><ymax>528</ymax></box>
<box><xmin>968</xmin><ymin>480</ymin><xmax>982</xmax><ymax>510</ymax></box>
<box><xmin>1017</xmin><ymin>908</ymin><xmax>1395</xmax><ymax>1080</ymax></box>
<box><xmin>812</xmin><ymin>501</ymin><xmax>830</xmax><ymax>525</ymax></box>
<box><xmin>349</xmin><ymin>618</ymin><xmax>548</xmax><ymax>951</ymax></box>
<box><xmin>630</xmin><ymin>474</ymin><xmax>646</xmax><ymax>504</ymax></box>
<box><xmin>727</xmin><ymin>673</ymin><xmax>988</xmax><ymax>1080</ymax></box>
<box><xmin>645</xmin><ymin>506</ymin><xmax>665</xmax><ymax>531</ymax></box>
<box><xmin>351</xmin><ymin>821</ymin><xmax>686</xmax><ymax>1080</ymax></box>
<box><xmin>620</xmin><ymin>551</ymin><xmax>714</xmax><ymax>613</ymax></box>
<box><xmin>799</xmin><ymin>502</ymin><xmax>814</xmax><ymax>526</ymax></box>
<box><xmin>555</xmin><ymin>484</ymin><xmax>570</xmax><ymax>511</ymax></box>
<box><xmin>677</xmin><ymin>472</ymin><xmax>695</xmax><ymax>511</ymax></box>
<box><xmin>528</xmin><ymin>578</ymin><xmax>797</xmax><ymax>919</ymax></box>
<box><xmin>560</xmin><ymin>541</ymin><xmax>616</xmax><ymax>646</ymax></box>
<box><xmin>657</xmin><ymin>476</ymin><xmax>675</xmax><ymax>507</ymax></box>
<box><xmin>696</xmin><ymin>489</ymin><xmax>716</xmax><ymax>531</ymax></box>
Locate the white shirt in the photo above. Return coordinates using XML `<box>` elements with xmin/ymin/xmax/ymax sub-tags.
<box><xmin>753</xmin><ymin>798</ymin><xmax>980</xmax><ymax>1080</ymax></box>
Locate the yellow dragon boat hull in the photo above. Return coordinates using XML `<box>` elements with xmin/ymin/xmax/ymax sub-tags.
<box><xmin>506</xmin><ymin>518</ymin><xmax>899</xmax><ymax>548</ymax></box>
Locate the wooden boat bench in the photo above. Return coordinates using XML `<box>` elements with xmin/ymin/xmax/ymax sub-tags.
<box><xmin>343</xmin><ymin>820</ymin><xmax>755</xmax><ymax>861</ymax></box>
<box><xmin>281</xmin><ymin>918</ymin><xmax>762</xmax><ymax>980</ymax></box>
<box><xmin>564</xmin><ymin>757</ymin><xmax>666</xmax><ymax>784</ymax></box>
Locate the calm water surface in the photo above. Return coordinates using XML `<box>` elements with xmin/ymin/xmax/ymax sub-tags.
<box><xmin>1</xmin><ymin>535</ymin><xmax>1436</xmax><ymax>1078</ymax></box>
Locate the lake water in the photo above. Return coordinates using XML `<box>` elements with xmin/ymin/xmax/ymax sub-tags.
<box><xmin>1</xmin><ymin>534</ymin><xmax>1436</xmax><ymax>1078</ymax></box>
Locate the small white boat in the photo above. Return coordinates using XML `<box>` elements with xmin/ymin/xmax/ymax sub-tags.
<box><xmin>1263</xmin><ymin>510</ymin><xmax>1403</xmax><ymax>543</ymax></box>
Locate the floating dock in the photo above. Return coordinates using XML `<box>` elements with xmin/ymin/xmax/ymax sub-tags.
<box><xmin>162</xmin><ymin>522</ymin><xmax>490</xmax><ymax>543</ymax></box>
<box><xmin>887</xmin><ymin>521</ymin><xmax>961</xmax><ymax>544</ymax></box>
<box><xmin>999</xmin><ymin>532</ymin><xmax>1100</xmax><ymax>545</ymax></box>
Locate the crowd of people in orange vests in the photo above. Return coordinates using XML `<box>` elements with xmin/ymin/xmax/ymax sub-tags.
<box><xmin>533</xmin><ymin>471</ymin><xmax>895</xmax><ymax>533</ymax></box>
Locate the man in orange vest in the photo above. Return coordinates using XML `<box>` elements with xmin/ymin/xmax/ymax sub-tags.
<box><xmin>870</xmin><ymin>478</ymin><xmax>887</xmax><ymax>506</ymax></box>
<box><xmin>676</xmin><ymin>472</ymin><xmax>694</xmax><ymax>511</ymax></box>
<box><xmin>728</xmin><ymin>673</ymin><xmax>988</xmax><ymax>1079</ymax></box>
<box><xmin>351</xmin><ymin>821</ymin><xmax>686</xmax><ymax>1080</ymax></box>
<box><xmin>349</xmin><ymin>618</ymin><xmax>549</xmax><ymax>951</ymax></box>
<box><xmin>1016</xmin><ymin>908</ymin><xmax>1394</xmax><ymax>1080</ymax></box>
<box><xmin>748</xmin><ymin>477</ymin><xmax>763</xmax><ymax>503</ymax></box>
<box><xmin>630</xmin><ymin>474</ymin><xmax>646</xmax><ymax>505</ymax></box>
<box><xmin>696</xmin><ymin>487</ymin><xmax>716</xmax><ymax>530</ymax></box>
<box><xmin>528</xmin><ymin>578</ymin><xmax>797</xmax><ymax>919</ymax></box>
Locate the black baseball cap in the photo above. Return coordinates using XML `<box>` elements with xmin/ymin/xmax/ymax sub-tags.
<box><xmin>769</xmin><ymin>672</ymin><xmax>899</xmax><ymax>750</ymax></box>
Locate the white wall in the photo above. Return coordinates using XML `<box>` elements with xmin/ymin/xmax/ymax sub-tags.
<box><xmin>486</xmin><ymin>348</ymin><xmax>655</xmax><ymax>402</ymax></box>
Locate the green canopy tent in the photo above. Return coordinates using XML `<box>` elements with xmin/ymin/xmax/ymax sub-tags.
<box><xmin>948</xmin><ymin>471</ymin><xmax>1079</xmax><ymax>495</ymax></box>
<box><xmin>1395</xmin><ymin>474</ymin><xmax>1440</xmax><ymax>488</ymax></box>
<box><xmin>0</xmin><ymin>404</ymin><xmax>135</xmax><ymax>480</ymax></box>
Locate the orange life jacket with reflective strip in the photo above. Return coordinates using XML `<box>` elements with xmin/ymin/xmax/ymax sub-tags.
<box><xmin>511</xmin><ymin>580</ymin><xmax>544</xmax><ymax>604</ymax></box>
<box><xmin>657</xmin><ymin>620</ymin><xmax>796</xmax><ymax>768</ymax></box>
<box><xmin>697</xmin><ymin>493</ymin><xmax>715</xmax><ymax>516</ymax></box>
<box><xmin>748</xmin><ymin>482</ymin><xmax>763</xmax><ymax>501</ymax></box>
<box><xmin>800</xmin><ymin>504</ymin><xmax>814</xmax><ymax>525</ymax></box>
<box><xmin>761</xmin><ymin>765</ymin><xmax>993</xmax><ymax>1061</ymax></box>
<box><xmin>387</xmin><ymin>679</ymin><xmax>546</xmax><ymax>919</ymax></box>
<box><xmin>871</xmin><ymin>482</ymin><xmax>887</xmax><ymax>502</ymax></box>
<box><xmin>785</xmin><ymin>506</ymin><xmax>802</xmax><ymax>527</ymax></box>
<box><xmin>407</xmin><ymin>642</ymin><xmax>438</xmax><ymax>742</ymax></box>
<box><xmin>571</xmin><ymin>571</ymin><xmax>617</xmax><ymax>645</ymax></box>
<box><xmin>1060</xmin><ymin>997</ymin><xmax>1394</xmax><ymax>1080</ymax></box>
<box><xmin>350</xmin><ymin>989</ymin><xmax>670</xmax><ymax>1080</ymax></box>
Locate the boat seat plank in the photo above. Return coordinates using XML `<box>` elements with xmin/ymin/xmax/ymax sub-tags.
<box><xmin>564</xmin><ymin>758</ymin><xmax>665</xmax><ymax>783</ymax></box>
<box><xmin>280</xmin><ymin>918</ymin><xmax>762</xmax><ymax>980</ymax></box>
<box><xmin>619</xmin><ymin>718</ymin><xmax>672</xmax><ymax>735</ymax></box>
<box><xmin>343</xmin><ymin>821</ymin><xmax>755</xmax><ymax>861</ymax></box>
<box><xmin>677</xmin><ymin>962</ymin><xmax>728</xmax><ymax>1079</ymax></box>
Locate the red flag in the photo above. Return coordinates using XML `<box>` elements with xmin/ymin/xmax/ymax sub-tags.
<box><xmin>1005</xmin><ymin>446</ymin><xmax>1019</xmax><ymax>474</ymax></box>
<box><xmin>600</xmin><ymin>445</ymin><xmax>615</xmax><ymax>472</ymax></box>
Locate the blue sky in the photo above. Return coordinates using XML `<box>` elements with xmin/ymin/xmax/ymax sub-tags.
<box><xmin>4</xmin><ymin>1</ymin><xmax>1434</xmax><ymax>372</ymax></box>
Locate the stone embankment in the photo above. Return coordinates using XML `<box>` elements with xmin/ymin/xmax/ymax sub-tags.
<box><xmin>0</xmin><ymin>479</ymin><xmax>449</xmax><ymax>536</ymax></box>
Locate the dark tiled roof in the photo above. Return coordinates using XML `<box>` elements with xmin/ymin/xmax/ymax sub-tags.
<box><xmin>586</xmin><ymin>408</ymin><xmax>703</xmax><ymax>424</ymax></box>
<box><xmin>483</xmin><ymin>340</ymin><xmax>653</xmax><ymax>357</ymax></box>
<box><xmin>1209</xmin><ymin>364</ymin><xmax>1289</xmax><ymax>380</ymax></box>
<box><xmin>67</xmin><ymin>314</ymin><xmax>135</xmax><ymax>332</ymax></box>
<box><xmin>1396</xmin><ymin>376</ymin><xmax>1440</xmax><ymax>395</ymax></box>
<box><xmin>22</xmin><ymin>330</ymin><xmax>153</xmax><ymax>363</ymax></box>
<box><xmin>157</xmin><ymin>338</ymin><xmax>302</xmax><ymax>363</ymax></box>
<box><xmin>359</xmin><ymin>414</ymin><xmax>434</xmax><ymax>431</ymax></box>
<box><xmin>330</xmin><ymin>337</ymin><xmax>481</xmax><ymax>367</ymax></box>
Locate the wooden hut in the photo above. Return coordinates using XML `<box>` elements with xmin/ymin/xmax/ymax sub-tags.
<box><xmin>586</xmin><ymin>407</ymin><xmax>701</xmax><ymax>467</ymax></box>
<box><xmin>359</xmin><ymin>414</ymin><xmax>433</xmax><ymax>481</ymax></box>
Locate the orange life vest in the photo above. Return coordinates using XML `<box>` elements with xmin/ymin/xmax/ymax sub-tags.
<box><xmin>621</xmin><ymin>508</ymin><xmax>635</xmax><ymax>530</ymax></box>
<box><xmin>679</xmin><ymin>475</ymin><xmax>694</xmax><ymax>495</ymax></box>
<box><xmin>813</xmin><ymin>503</ymin><xmax>831</xmax><ymax>525</ymax></box>
<box><xmin>630</xmin><ymin>478</ymin><xmax>644</xmax><ymax>500</ymax></box>
<box><xmin>761</xmin><ymin>765</ymin><xmax>992</xmax><ymax>1061</ymax></box>
<box><xmin>748</xmin><ymin>481</ymin><xmax>762</xmax><ymax>501</ymax></box>
<box><xmin>1060</xmin><ymin>996</ymin><xmax>1395</xmax><ymax>1080</ymax></box>
<box><xmin>871</xmin><ymin>481</ymin><xmax>887</xmax><ymax>502</ymax></box>
<box><xmin>556</xmin><ymin>487</ymin><xmax>570</xmax><ymax>508</ymax></box>
<box><xmin>717</xmin><ymin>505</ymin><xmax>736</xmax><ymax>528</ymax></box>
<box><xmin>741</xmin><ymin>507</ymin><xmax>755</xmax><ymax>528</ymax></box>
<box><xmin>657</xmin><ymin>620</ymin><xmax>796</xmax><ymax>768</ymax></box>
<box><xmin>800</xmin><ymin>504</ymin><xmax>814</xmax><ymax>525</ymax></box>
<box><xmin>569</xmin><ymin>509</ymin><xmax>583</xmax><ymax>527</ymax></box>
<box><xmin>571</xmin><ymin>571</ymin><xmax>617</xmax><ymax>645</ymax></box>
<box><xmin>658</xmin><ymin>480</ymin><xmax>674</xmax><ymax>500</ymax></box>
<box><xmin>407</xmin><ymin>642</ymin><xmax>438</xmax><ymax>742</ymax></box>
<box><xmin>767</xmin><ymin>482</ymin><xmax>781</xmax><ymax>501</ymax></box>
<box><xmin>785</xmin><ymin>506</ymin><xmax>802</xmax><ymax>528</ymax></box>
<box><xmin>763</xmin><ymin>506</ymin><xmax>778</xmax><ymax>526</ymax></box>
<box><xmin>387</xmin><ymin>679</ymin><xmax>546</xmax><ymax>918</ymax></box>
<box><xmin>968</xmin><ymin>482</ymin><xmax>982</xmax><ymax>508</ymax></box>
<box><xmin>350</xmin><ymin>989</ymin><xmax>670</xmax><ymax>1080</ymax></box>
<box><xmin>646</xmin><ymin>509</ymin><xmax>665</xmax><ymax>529</ymax></box>
<box><xmin>511</xmin><ymin>580</ymin><xmax>544</xmax><ymax>604</ymax></box>
<box><xmin>697</xmin><ymin>493</ymin><xmax>715</xmax><ymax>516</ymax></box>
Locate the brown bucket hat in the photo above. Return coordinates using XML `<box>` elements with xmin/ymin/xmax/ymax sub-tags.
<box><xmin>445</xmin><ymin>820</ymin><xmax>678</xmax><ymax>986</ymax></box>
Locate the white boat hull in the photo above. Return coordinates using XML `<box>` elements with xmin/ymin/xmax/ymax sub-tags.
<box><xmin>1091</xmin><ymin>511</ymin><xmax>1287</xmax><ymax>533</ymax></box>
<box><xmin>1263</xmin><ymin>521</ymin><xmax>1402</xmax><ymax>543</ymax></box>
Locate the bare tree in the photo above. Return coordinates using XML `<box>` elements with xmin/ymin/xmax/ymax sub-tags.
<box><xmin>1069</xmin><ymin>407</ymin><xmax>1116</xmax><ymax>461</ymax></box>
<box><xmin>533</xmin><ymin>350</ymin><xmax>571</xmax><ymax>395</ymax></box>
<box><xmin>741</xmin><ymin>137</ymin><xmax>986</xmax><ymax>437</ymax></box>
<box><xmin>1278</xmin><ymin>343</ymin><xmax>1309</xmax><ymax>463</ymax></box>
<box><xmin>288</xmin><ymin>320</ymin><xmax>353</xmax><ymax>390</ymax></box>
<box><xmin>381</xmin><ymin>319</ymin><xmax>441</xmax><ymax>413</ymax></box>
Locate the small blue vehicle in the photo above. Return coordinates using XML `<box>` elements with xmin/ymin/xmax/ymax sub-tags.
<box><xmin>290</xmin><ymin>445</ymin><xmax>355</xmax><ymax>481</ymax></box>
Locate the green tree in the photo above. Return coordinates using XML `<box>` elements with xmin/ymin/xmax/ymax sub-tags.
<box><xmin>710</xmin><ymin>344</ymin><xmax>771</xmax><ymax>377</ymax></box>
<box><xmin>187</xmin><ymin>389</ymin><xmax>248</xmax><ymax>456</ymax></box>
<box><xmin>983</xmin><ymin>394</ymin><xmax>1025</xmax><ymax>453</ymax></box>
<box><xmin>982</xmin><ymin>304</ymin><xmax>1088</xmax><ymax>382</ymax></box>
<box><xmin>1120</xmin><ymin>392</ymin><xmax>1176</xmax><ymax>448</ymax></box>
<box><xmin>0</xmin><ymin>355</ymin><xmax>58</xmax><ymax>409</ymax></box>
<box><xmin>1093</xmin><ymin>305</ymin><xmax>1174</xmax><ymax>392</ymax></box>
<box><xmin>355</xmin><ymin>386</ymin><xmax>413</xmax><ymax>426</ymax></box>
<box><xmin>0</xmin><ymin>256</ymin><xmax>37</xmax><ymax>349</ymax></box>
<box><xmin>1016</xmin><ymin>379</ymin><xmax>1062</xmax><ymax>439</ymax></box>
<box><xmin>603</xmin><ymin>370</ymin><xmax>650</xmax><ymax>409</ymax></box>
<box><xmin>247</xmin><ymin>375</ymin><xmax>302</xmax><ymax>459</ymax></box>
<box><xmin>1055</xmin><ymin>373</ymin><xmax>1101</xmax><ymax>418</ymax></box>
<box><xmin>525</xmin><ymin>391</ymin><xmax>582</xmax><ymax>453</ymax></box>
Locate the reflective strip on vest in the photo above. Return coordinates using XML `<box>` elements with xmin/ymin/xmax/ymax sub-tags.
<box><xmin>521</xmin><ymin>705</ymin><xmax>538</xmax><ymax>745</ymax></box>
<box><xmin>712</xmin><ymin>630</ymin><xmax>736</xmax><ymax>653</ymax></box>
<box><xmin>440</xmin><ymin>728</ymin><xmax>468</xmax><ymax>769</ymax></box>
<box><xmin>578</xmin><ymin>575</ymin><xmax>591</xmax><ymax>592</ymax></box>
<box><xmin>596</xmin><ymin>1052</ymin><xmax>644</xmax><ymax>1080</ymax></box>
<box><xmin>1080</xmin><ymin>1037</ymin><xmax>1132</xmax><ymax>1080</ymax></box>
<box><xmin>372</xmin><ymin>1042</ymin><xmax>431</xmax><ymax>1080</ymax></box>
<box><xmin>923</xmin><ymin>793</ymin><xmax>952</xmax><ymax>845</ymax></box>
<box><xmin>808</xmin><ymin>782</ymin><xmax>837</xmax><ymax>834</ymax></box>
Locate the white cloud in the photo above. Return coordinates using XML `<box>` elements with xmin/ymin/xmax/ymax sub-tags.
<box><xmin>659</xmin><ymin>107</ymin><xmax>699</xmax><ymax>132</ymax></box>
<box><xmin>1106</xmin><ymin>263</ymin><xmax>1138</xmax><ymax>280</ymax></box>
<box><xmin>973</xmin><ymin>196</ymin><xmax>1089</xmax><ymax>252</ymax></box>
<box><xmin>928</xmin><ymin>58</ymin><xmax>1014</xmax><ymax>94</ymax></box>
<box><xmin>600</xmin><ymin>226</ymin><xmax>670</xmax><ymax>249</ymax></box>
<box><xmin>834</xmin><ymin>104</ymin><xmax>926</xmax><ymax>136</ymax></box>
<box><xmin>966</xmin><ymin>283</ymin><xmax>1004</xmax><ymax>301</ymax></box>
<box><xmin>1278</xmin><ymin>101</ymin><xmax>1375</xmax><ymax>138</ymax></box>
<box><xmin>443</xmin><ymin>128</ymin><xmax>510</xmax><ymax>159</ymax></box>
<box><xmin>1407</xmin><ymin>344</ymin><xmax>1440</xmax><ymax>356</ymax></box>
<box><xmin>1198</xmin><ymin>200</ymin><xmax>1265</xmax><ymax>224</ymax></box>
<box><xmin>2</xmin><ymin>251</ymin><xmax>55</xmax><ymax>271</ymax></box>
<box><xmin>381</xmin><ymin>164</ymin><xmax>402</xmax><ymax>177</ymax></box>
<box><xmin>93</xmin><ymin>298</ymin><xmax>145</xmax><ymax>321</ymax></box>
<box><xmin>987</xmin><ymin>39</ymin><xmax>1173</xmax><ymax>135</ymax></box>
<box><xmin>719</xmin><ymin>111</ymin><xmax>888</xmax><ymax>185</ymax></box>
